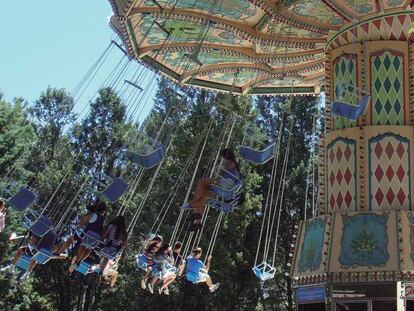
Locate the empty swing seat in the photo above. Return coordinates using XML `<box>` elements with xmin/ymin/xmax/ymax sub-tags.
<box><xmin>81</xmin><ymin>231</ymin><xmax>102</xmax><ymax>250</ymax></box>
<box><xmin>97</xmin><ymin>177</ymin><xmax>128</xmax><ymax>203</ymax></box>
<box><xmin>238</xmin><ymin>142</ymin><xmax>276</xmax><ymax>164</ymax></box>
<box><xmin>16</xmin><ymin>254</ymin><xmax>33</xmax><ymax>271</ymax></box>
<box><xmin>129</xmin><ymin>145</ymin><xmax>166</xmax><ymax>169</ymax></box>
<box><xmin>252</xmin><ymin>262</ymin><xmax>276</xmax><ymax>281</ymax></box>
<box><xmin>331</xmin><ymin>95</ymin><xmax>371</xmax><ymax>120</ymax></box>
<box><xmin>136</xmin><ymin>253</ymin><xmax>149</xmax><ymax>271</ymax></box>
<box><xmin>27</xmin><ymin>215</ymin><xmax>54</xmax><ymax>237</ymax></box>
<box><xmin>8</xmin><ymin>187</ymin><xmax>36</xmax><ymax>212</ymax></box>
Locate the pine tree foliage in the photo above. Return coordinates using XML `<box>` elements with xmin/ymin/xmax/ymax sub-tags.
<box><xmin>0</xmin><ymin>80</ymin><xmax>320</xmax><ymax>311</ymax></box>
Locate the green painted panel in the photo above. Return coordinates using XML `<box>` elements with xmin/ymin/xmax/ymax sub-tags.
<box><xmin>371</xmin><ymin>51</ymin><xmax>404</xmax><ymax>125</ymax></box>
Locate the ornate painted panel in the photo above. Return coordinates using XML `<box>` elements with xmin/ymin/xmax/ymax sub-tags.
<box><xmin>370</xmin><ymin>49</ymin><xmax>405</xmax><ymax>125</ymax></box>
<box><xmin>326</xmin><ymin>137</ymin><xmax>358</xmax><ymax>212</ymax></box>
<box><xmin>368</xmin><ymin>132</ymin><xmax>411</xmax><ymax>210</ymax></box>
<box><xmin>143</xmin><ymin>0</ymin><xmax>260</xmax><ymax>23</ymax></box>
<box><xmin>332</xmin><ymin>53</ymin><xmax>358</xmax><ymax>129</ymax></box>
<box><xmin>338</xmin><ymin>212</ymin><xmax>389</xmax><ymax>268</ymax></box>
<box><xmin>298</xmin><ymin>217</ymin><xmax>325</xmax><ymax>273</ymax></box>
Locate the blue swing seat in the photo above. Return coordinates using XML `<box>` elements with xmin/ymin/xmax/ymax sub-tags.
<box><xmin>136</xmin><ymin>253</ymin><xmax>149</xmax><ymax>271</ymax></box>
<box><xmin>101</xmin><ymin>246</ymin><xmax>119</xmax><ymax>260</ymax></box>
<box><xmin>76</xmin><ymin>261</ymin><xmax>92</xmax><ymax>275</ymax></box>
<box><xmin>209</xmin><ymin>176</ymin><xmax>242</xmax><ymax>201</ymax></box>
<box><xmin>32</xmin><ymin>248</ymin><xmax>53</xmax><ymax>264</ymax></box>
<box><xmin>27</xmin><ymin>215</ymin><xmax>54</xmax><ymax>237</ymax></box>
<box><xmin>331</xmin><ymin>95</ymin><xmax>371</xmax><ymax>121</ymax></box>
<box><xmin>15</xmin><ymin>254</ymin><xmax>32</xmax><ymax>271</ymax></box>
<box><xmin>252</xmin><ymin>262</ymin><xmax>276</xmax><ymax>281</ymax></box>
<box><xmin>97</xmin><ymin>177</ymin><xmax>128</xmax><ymax>203</ymax></box>
<box><xmin>208</xmin><ymin>197</ymin><xmax>239</xmax><ymax>213</ymax></box>
<box><xmin>129</xmin><ymin>145</ymin><xmax>166</xmax><ymax>169</ymax></box>
<box><xmin>81</xmin><ymin>231</ymin><xmax>102</xmax><ymax>250</ymax></box>
<box><xmin>8</xmin><ymin>187</ymin><xmax>36</xmax><ymax>212</ymax></box>
<box><xmin>238</xmin><ymin>142</ymin><xmax>276</xmax><ymax>165</ymax></box>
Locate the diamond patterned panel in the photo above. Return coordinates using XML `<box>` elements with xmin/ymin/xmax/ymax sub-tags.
<box><xmin>327</xmin><ymin>137</ymin><xmax>357</xmax><ymax>212</ymax></box>
<box><xmin>369</xmin><ymin>133</ymin><xmax>411</xmax><ymax>210</ymax></box>
<box><xmin>333</xmin><ymin>54</ymin><xmax>357</xmax><ymax>130</ymax></box>
<box><xmin>370</xmin><ymin>50</ymin><xmax>404</xmax><ymax>125</ymax></box>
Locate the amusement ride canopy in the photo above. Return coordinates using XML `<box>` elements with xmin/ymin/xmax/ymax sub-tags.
<box><xmin>108</xmin><ymin>0</ymin><xmax>413</xmax><ymax>96</ymax></box>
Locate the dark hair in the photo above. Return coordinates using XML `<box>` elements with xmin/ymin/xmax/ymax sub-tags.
<box><xmin>155</xmin><ymin>242</ymin><xmax>170</xmax><ymax>256</ymax></box>
<box><xmin>152</xmin><ymin>235</ymin><xmax>163</xmax><ymax>243</ymax></box>
<box><xmin>88</xmin><ymin>201</ymin><xmax>107</xmax><ymax>214</ymax></box>
<box><xmin>108</xmin><ymin>215</ymin><xmax>127</xmax><ymax>242</ymax></box>
<box><xmin>220</xmin><ymin>148</ymin><xmax>241</xmax><ymax>173</ymax></box>
<box><xmin>192</xmin><ymin>247</ymin><xmax>202</xmax><ymax>256</ymax></box>
<box><xmin>174</xmin><ymin>241</ymin><xmax>182</xmax><ymax>250</ymax></box>
<box><xmin>0</xmin><ymin>199</ymin><xmax>4</xmax><ymax>208</ymax></box>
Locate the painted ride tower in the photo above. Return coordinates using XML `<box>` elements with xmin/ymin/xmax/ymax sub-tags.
<box><xmin>291</xmin><ymin>9</ymin><xmax>414</xmax><ymax>311</ymax></box>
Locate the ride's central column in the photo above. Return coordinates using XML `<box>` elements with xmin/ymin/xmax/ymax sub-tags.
<box><xmin>291</xmin><ymin>11</ymin><xmax>414</xmax><ymax>310</ymax></box>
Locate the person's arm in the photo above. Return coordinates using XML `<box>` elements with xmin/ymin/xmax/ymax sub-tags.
<box><xmin>122</xmin><ymin>235</ymin><xmax>128</xmax><ymax>248</ymax></box>
<box><xmin>76</xmin><ymin>213</ymin><xmax>93</xmax><ymax>229</ymax></box>
<box><xmin>102</xmin><ymin>226</ymin><xmax>110</xmax><ymax>240</ymax></box>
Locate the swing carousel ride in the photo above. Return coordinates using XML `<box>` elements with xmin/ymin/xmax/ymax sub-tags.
<box><xmin>108</xmin><ymin>0</ymin><xmax>414</xmax><ymax>310</ymax></box>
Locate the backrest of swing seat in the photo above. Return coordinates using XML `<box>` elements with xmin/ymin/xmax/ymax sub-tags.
<box><xmin>29</xmin><ymin>215</ymin><xmax>54</xmax><ymax>238</ymax></box>
<box><xmin>16</xmin><ymin>254</ymin><xmax>32</xmax><ymax>271</ymax></box>
<box><xmin>99</xmin><ymin>177</ymin><xmax>128</xmax><ymax>203</ymax></box>
<box><xmin>239</xmin><ymin>142</ymin><xmax>276</xmax><ymax>165</ymax></box>
<box><xmin>81</xmin><ymin>231</ymin><xmax>102</xmax><ymax>250</ymax></box>
<box><xmin>32</xmin><ymin>248</ymin><xmax>53</xmax><ymax>264</ymax></box>
<box><xmin>136</xmin><ymin>253</ymin><xmax>148</xmax><ymax>270</ymax></box>
<box><xmin>8</xmin><ymin>187</ymin><xmax>37</xmax><ymax>212</ymax></box>
<box><xmin>21</xmin><ymin>209</ymin><xmax>39</xmax><ymax>231</ymax></box>
<box><xmin>208</xmin><ymin>199</ymin><xmax>236</xmax><ymax>213</ymax></box>
<box><xmin>209</xmin><ymin>183</ymin><xmax>242</xmax><ymax>201</ymax></box>
<box><xmin>101</xmin><ymin>246</ymin><xmax>119</xmax><ymax>260</ymax></box>
<box><xmin>139</xmin><ymin>145</ymin><xmax>166</xmax><ymax>168</ymax></box>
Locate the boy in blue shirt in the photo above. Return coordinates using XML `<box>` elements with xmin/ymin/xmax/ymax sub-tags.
<box><xmin>186</xmin><ymin>247</ymin><xmax>220</xmax><ymax>293</ymax></box>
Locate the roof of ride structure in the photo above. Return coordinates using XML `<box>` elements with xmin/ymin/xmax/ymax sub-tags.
<box><xmin>108</xmin><ymin>0</ymin><xmax>412</xmax><ymax>95</ymax></box>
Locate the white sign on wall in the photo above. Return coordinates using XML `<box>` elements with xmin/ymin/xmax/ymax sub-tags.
<box><xmin>405</xmin><ymin>283</ymin><xmax>414</xmax><ymax>299</ymax></box>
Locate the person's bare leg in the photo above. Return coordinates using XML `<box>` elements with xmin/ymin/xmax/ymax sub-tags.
<box><xmin>192</xmin><ymin>196</ymin><xmax>210</xmax><ymax>224</ymax></box>
<box><xmin>150</xmin><ymin>276</ymin><xmax>158</xmax><ymax>285</ymax></box>
<box><xmin>142</xmin><ymin>270</ymin><xmax>151</xmax><ymax>282</ymax></box>
<box><xmin>190</xmin><ymin>178</ymin><xmax>215</xmax><ymax>204</ymax></box>
<box><xmin>205</xmin><ymin>275</ymin><xmax>213</xmax><ymax>288</ymax></box>
<box><xmin>56</xmin><ymin>236</ymin><xmax>75</xmax><ymax>254</ymax></box>
<box><xmin>11</xmin><ymin>248</ymin><xmax>24</xmax><ymax>265</ymax></box>
<box><xmin>160</xmin><ymin>276</ymin><xmax>176</xmax><ymax>290</ymax></box>
<box><xmin>110</xmin><ymin>271</ymin><xmax>118</xmax><ymax>288</ymax></box>
<box><xmin>77</xmin><ymin>248</ymin><xmax>92</xmax><ymax>263</ymax></box>
<box><xmin>28</xmin><ymin>261</ymin><xmax>37</xmax><ymax>273</ymax></box>
<box><xmin>99</xmin><ymin>257</ymin><xmax>109</xmax><ymax>272</ymax></box>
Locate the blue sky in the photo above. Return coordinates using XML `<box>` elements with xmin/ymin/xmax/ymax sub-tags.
<box><xmin>0</xmin><ymin>0</ymin><xmax>157</xmax><ymax>120</ymax></box>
